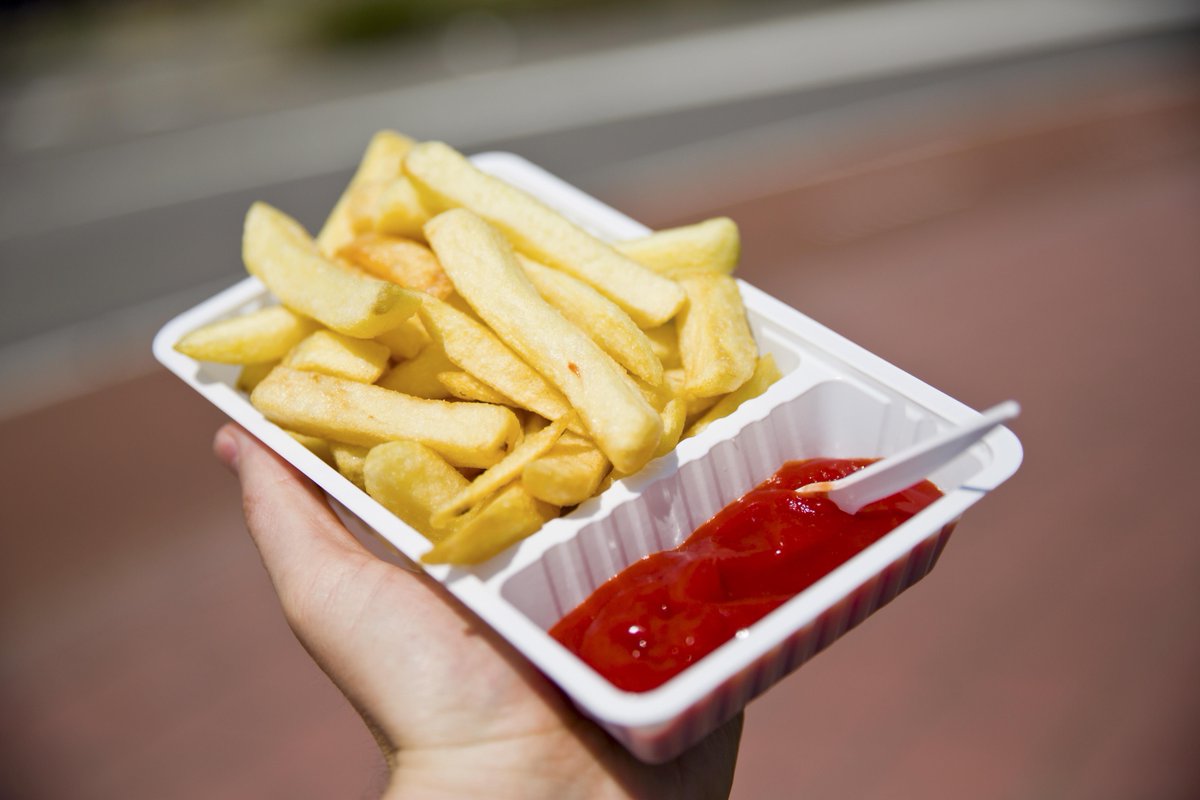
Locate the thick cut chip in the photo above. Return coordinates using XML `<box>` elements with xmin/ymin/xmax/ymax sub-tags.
<box><xmin>522</xmin><ymin>432</ymin><xmax>610</xmax><ymax>507</ymax></box>
<box><xmin>425</xmin><ymin>209</ymin><xmax>663</xmax><ymax>474</ymax></box>
<box><xmin>283</xmin><ymin>330</ymin><xmax>390</xmax><ymax>383</ymax></box>
<box><xmin>676</xmin><ymin>273</ymin><xmax>757</xmax><ymax>398</ymax></box>
<box><xmin>655</xmin><ymin>396</ymin><xmax>688</xmax><ymax>458</ymax></box>
<box><xmin>377</xmin><ymin>342</ymin><xmax>456</xmax><ymax>399</ymax></box>
<box><xmin>418</xmin><ymin>295</ymin><xmax>573</xmax><ymax>422</ymax></box>
<box><xmin>175</xmin><ymin>305</ymin><xmax>318</xmax><ymax>364</ymax></box>
<box><xmin>438</xmin><ymin>371</ymin><xmax>512</xmax><ymax>405</ymax></box>
<box><xmin>615</xmin><ymin>217</ymin><xmax>740</xmax><ymax>278</ymax></box>
<box><xmin>374</xmin><ymin>316</ymin><xmax>430</xmax><ymax>360</ymax></box>
<box><xmin>244</xmin><ymin>203</ymin><xmax>421</xmax><ymax>337</ymax></box>
<box><xmin>421</xmin><ymin>483</ymin><xmax>558</xmax><ymax>565</ymax></box>
<box><xmin>338</xmin><ymin>233</ymin><xmax>454</xmax><ymax>299</ymax></box>
<box><xmin>374</xmin><ymin>177</ymin><xmax>431</xmax><ymax>241</ymax></box>
<box><xmin>518</xmin><ymin>255</ymin><xmax>662</xmax><ymax>386</ymax></box>
<box><xmin>364</xmin><ymin>441</ymin><xmax>468</xmax><ymax>543</ymax></box>
<box><xmin>406</xmin><ymin>142</ymin><xmax>685</xmax><ymax>328</ymax></box>
<box><xmin>251</xmin><ymin>366</ymin><xmax>519</xmax><ymax>468</ymax></box>
<box><xmin>664</xmin><ymin>367</ymin><xmax>720</xmax><ymax>418</ymax></box>
<box><xmin>237</xmin><ymin>360</ymin><xmax>280</xmax><ymax>393</ymax></box>
<box><xmin>317</xmin><ymin>131</ymin><xmax>414</xmax><ymax>255</ymax></box>
<box><xmin>643</xmin><ymin>322</ymin><xmax>681</xmax><ymax>369</ymax></box>
<box><xmin>431</xmin><ymin>414</ymin><xmax>571</xmax><ymax>528</ymax></box>
<box><xmin>286</xmin><ymin>430</ymin><xmax>334</xmax><ymax>465</ymax></box>
<box><xmin>330</xmin><ymin>442</ymin><xmax>369</xmax><ymax>488</ymax></box>
<box><xmin>685</xmin><ymin>354</ymin><xmax>782</xmax><ymax>438</ymax></box>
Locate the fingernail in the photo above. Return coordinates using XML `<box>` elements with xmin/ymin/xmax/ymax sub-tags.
<box><xmin>214</xmin><ymin>427</ymin><xmax>240</xmax><ymax>472</ymax></box>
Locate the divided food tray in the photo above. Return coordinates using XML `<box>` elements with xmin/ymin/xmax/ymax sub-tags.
<box><xmin>153</xmin><ymin>152</ymin><xmax>1023</xmax><ymax>763</ymax></box>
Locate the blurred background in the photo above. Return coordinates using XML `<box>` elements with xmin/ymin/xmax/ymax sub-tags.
<box><xmin>2</xmin><ymin>0</ymin><xmax>1198</xmax><ymax>797</ymax></box>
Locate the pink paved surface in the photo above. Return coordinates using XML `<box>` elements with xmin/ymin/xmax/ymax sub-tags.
<box><xmin>1</xmin><ymin>65</ymin><xmax>1197</xmax><ymax>799</ymax></box>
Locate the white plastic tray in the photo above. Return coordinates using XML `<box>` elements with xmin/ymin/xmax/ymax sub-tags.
<box><xmin>153</xmin><ymin>152</ymin><xmax>1022</xmax><ymax>762</ymax></box>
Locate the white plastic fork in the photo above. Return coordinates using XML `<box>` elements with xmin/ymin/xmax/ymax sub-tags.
<box><xmin>795</xmin><ymin>400</ymin><xmax>1021</xmax><ymax>514</ymax></box>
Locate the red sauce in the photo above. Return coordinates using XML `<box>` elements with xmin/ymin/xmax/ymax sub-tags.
<box><xmin>549</xmin><ymin>458</ymin><xmax>943</xmax><ymax>692</ymax></box>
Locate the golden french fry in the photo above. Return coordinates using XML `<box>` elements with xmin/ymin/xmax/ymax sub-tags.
<box><xmin>431</xmin><ymin>414</ymin><xmax>571</xmax><ymax>529</ymax></box>
<box><xmin>330</xmin><ymin>442</ymin><xmax>369</xmax><ymax>488</ymax></box>
<box><xmin>236</xmin><ymin>360</ymin><xmax>280</xmax><ymax>393</ymax></box>
<box><xmin>418</xmin><ymin>295</ymin><xmax>573</xmax><ymax>422</ymax></box>
<box><xmin>317</xmin><ymin>130</ymin><xmax>414</xmax><ymax>255</ymax></box>
<box><xmin>376</xmin><ymin>341</ymin><xmax>456</xmax><ymax>399</ymax></box>
<box><xmin>685</xmin><ymin>354</ymin><xmax>782</xmax><ymax>438</ymax></box>
<box><xmin>421</xmin><ymin>483</ymin><xmax>558</xmax><ymax>565</ymax></box>
<box><xmin>374</xmin><ymin>177</ymin><xmax>432</xmax><ymax>241</ymax></box>
<box><xmin>286</xmin><ymin>430</ymin><xmax>334</xmax><ymax>465</ymax></box>
<box><xmin>615</xmin><ymin>217</ymin><xmax>740</xmax><ymax>278</ymax></box>
<box><xmin>438</xmin><ymin>371</ymin><xmax>513</xmax><ymax>405</ymax></box>
<box><xmin>425</xmin><ymin>209</ymin><xmax>663</xmax><ymax>474</ymax></box>
<box><xmin>664</xmin><ymin>367</ymin><xmax>720</xmax><ymax>418</ymax></box>
<box><xmin>374</xmin><ymin>315</ymin><xmax>430</xmax><ymax>360</ymax></box>
<box><xmin>338</xmin><ymin>232</ymin><xmax>454</xmax><ymax>299</ymax></box>
<box><xmin>175</xmin><ymin>305</ymin><xmax>318</xmax><ymax>364</ymax></box>
<box><xmin>518</xmin><ymin>255</ymin><xmax>662</xmax><ymax>386</ymax></box>
<box><xmin>283</xmin><ymin>330</ymin><xmax>390</xmax><ymax>383</ymax></box>
<box><xmin>643</xmin><ymin>322</ymin><xmax>681</xmax><ymax>370</ymax></box>
<box><xmin>405</xmin><ymin>141</ymin><xmax>685</xmax><ymax>328</ymax></box>
<box><xmin>522</xmin><ymin>432</ymin><xmax>610</xmax><ymax>507</ymax></box>
<box><xmin>655</xmin><ymin>396</ymin><xmax>688</xmax><ymax>458</ymax></box>
<box><xmin>364</xmin><ymin>441</ymin><xmax>468</xmax><ymax>543</ymax></box>
<box><xmin>251</xmin><ymin>366</ymin><xmax>519</xmax><ymax>468</ymax></box>
<box><xmin>244</xmin><ymin>202</ymin><xmax>421</xmax><ymax>338</ymax></box>
<box><xmin>676</xmin><ymin>273</ymin><xmax>757</xmax><ymax>398</ymax></box>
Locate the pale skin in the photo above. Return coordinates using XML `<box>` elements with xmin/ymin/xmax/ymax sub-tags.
<box><xmin>214</xmin><ymin>424</ymin><xmax>742</xmax><ymax>799</ymax></box>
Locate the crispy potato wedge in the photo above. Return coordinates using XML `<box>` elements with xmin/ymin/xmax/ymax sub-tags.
<box><xmin>175</xmin><ymin>305</ymin><xmax>318</xmax><ymax>364</ymax></box>
<box><xmin>518</xmin><ymin>254</ymin><xmax>662</xmax><ymax>386</ymax></box>
<box><xmin>418</xmin><ymin>295</ymin><xmax>573</xmax><ymax>422</ymax></box>
<box><xmin>376</xmin><ymin>341</ymin><xmax>456</xmax><ymax>399</ymax></box>
<box><xmin>522</xmin><ymin>432</ymin><xmax>610</xmax><ymax>507</ymax></box>
<box><xmin>317</xmin><ymin>130</ymin><xmax>414</xmax><ymax>255</ymax></box>
<box><xmin>373</xmin><ymin>177</ymin><xmax>432</xmax><ymax>241</ymax></box>
<box><xmin>431</xmin><ymin>413</ymin><xmax>571</xmax><ymax>529</ymax></box>
<box><xmin>421</xmin><ymin>483</ymin><xmax>558</xmax><ymax>565</ymax></box>
<box><xmin>406</xmin><ymin>141</ymin><xmax>685</xmax><ymax>328</ymax></box>
<box><xmin>425</xmin><ymin>209</ymin><xmax>663</xmax><ymax>474</ymax></box>
<box><xmin>438</xmin><ymin>371</ymin><xmax>512</xmax><ymax>405</ymax></box>
<box><xmin>374</xmin><ymin>315</ymin><xmax>430</xmax><ymax>360</ymax></box>
<box><xmin>283</xmin><ymin>330</ymin><xmax>390</xmax><ymax>383</ymax></box>
<box><xmin>244</xmin><ymin>203</ymin><xmax>421</xmax><ymax>338</ymax></box>
<box><xmin>676</xmin><ymin>273</ymin><xmax>757</xmax><ymax>398</ymax></box>
<box><xmin>338</xmin><ymin>233</ymin><xmax>454</xmax><ymax>299</ymax></box>
<box><xmin>251</xmin><ymin>366</ymin><xmax>519</xmax><ymax>468</ymax></box>
<box><xmin>330</xmin><ymin>442</ymin><xmax>369</xmax><ymax>488</ymax></box>
<box><xmin>615</xmin><ymin>217</ymin><xmax>740</xmax><ymax>278</ymax></box>
<box><xmin>685</xmin><ymin>354</ymin><xmax>782</xmax><ymax>438</ymax></box>
<box><xmin>364</xmin><ymin>441</ymin><xmax>468</xmax><ymax>543</ymax></box>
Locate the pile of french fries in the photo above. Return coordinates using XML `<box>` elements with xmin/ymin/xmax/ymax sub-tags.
<box><xmin>176</xmin><ymin>132</ymin><xmax>781</xmax><ymax>564</ymax></box>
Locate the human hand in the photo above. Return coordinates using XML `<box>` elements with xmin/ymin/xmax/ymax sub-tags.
<box><xmin>214</xmin><ymin>424</ymin><xmax>742</xmax><ymax>799</ymax></box>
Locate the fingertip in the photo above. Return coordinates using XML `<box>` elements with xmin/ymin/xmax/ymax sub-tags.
<box><xmin>213</xmin><ymin>424</ymin><xmax>242</xmax><ymax>472</ymax></box>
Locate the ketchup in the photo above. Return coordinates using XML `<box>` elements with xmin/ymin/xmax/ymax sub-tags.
<box><xmin>549</xmin><ymin>458</ymin><xmax>943</xmax><ymax>692</ymax></box>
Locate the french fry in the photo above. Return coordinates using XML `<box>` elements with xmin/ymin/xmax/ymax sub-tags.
<box><xmin>664</xmin><ymin>367</ymin><xmax>720</xmax><ymax>418</ymax></box>
<box><xmin>676</xmin><ymin>273</ymin><xmax>757</xmax><ymax>398</ymax></box>
<box><xmin>283</xmin><ymin>330</ymin><xmax>390</xmax><ymax>383</ymax></box>
<box><xmin>286</xmin><ymin>430</ymin><xmax>334</xmax><ymax>465</ymax></box>
<box><xmin>175</xmin><ymin>305</ymin><xmax>318</xmax><ymax>364</ymax></box>
<box><xmin>421</xmin><ymin>483</ymin><xmax>558</xmax><ymax>565</ymax></box>
<box><xmin>330</xmin><ymin>442</ymin><xmax>369</xmax><ymax>488</ymax></box>
<box><xmin>376</xmin><ymin>341</ymin><xmax>456</xmax><ymax>399</ymax></box>
<box><xmin>374</xmin><ymin>315</ymin><xmax>430</xmax><ymax>360</ymax></box>
<box><xmin>643</xmin><ymin>322</ymin><xmax>681</xmax><ymax>370</ymax></box>
<box><xmin>518</xmin><ymin>254</ymin><xmax>662</xmax><ymax>386</ymax></box>
<box><xmin>615</xmin><ymin>217</ymin><xmax>740</xmax><ymax>278</ymax></box>
<box><xmin>522</xmin><ymin>432</ymin><xmax>610</xmax><ymax>507</ymax></box>
<box><xmin>405</xmin><ymin>141</ymin><xmax>685</xmax><ymax>328</ymax></box>
<box><xmin>244</xmin><ymin>202</ymin><xmax>421</xmax><ymax>338</ymax></box>
<box><xmin>438</xmin><ymin>371</ymin><xmax>513</xmax><ymax>405</ymax></box>
<box><xmin>431</xmin><ymin>413</ymin><xmax>571</xmax><ymax>529</ymax></box>
<box><xmin>685</xmin><ymin>354</ymin><xmax>782</xmax><ymax>438</ymax></box>
<box><xmin>655</xmin><ymin>396</ymin><xmax>688</xmax><ymax>458</ymax></box>
<box><xmin>425</xmin><ymin>209</ymin><xmax>663</xmax><ymax>474</ymax></box>
<box><xmin>364</xmin><ymin>441</ymin><xmax>468</xmax><ymax>543</ymax></box>
<box><xmin>418</xmin><ymin>295</ymin><xmax>573</xmax><ymax>422</ymax></box>
<box><xmin>251</xmin><ymin>366</ymin><xmax>520</xmax><ymax>468</ymax></box>
<box><xmin>317</xmin><ymin>130</ymin><xmax>414</xmax><ymax>255</ymax></box>
<box><xmin>237</xmin><ymin>360</ymin><xmax>281</xmax><ymax>393</ymax></box>
<box><xmin>374</xmin><ymin>177</ymin><xmax>432</xmax><ymax>241</ymax></box>
<box><xmin>338</xmin><ymin>232</ymin><xmax>454</xmax><ymax>299</ymax></box>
